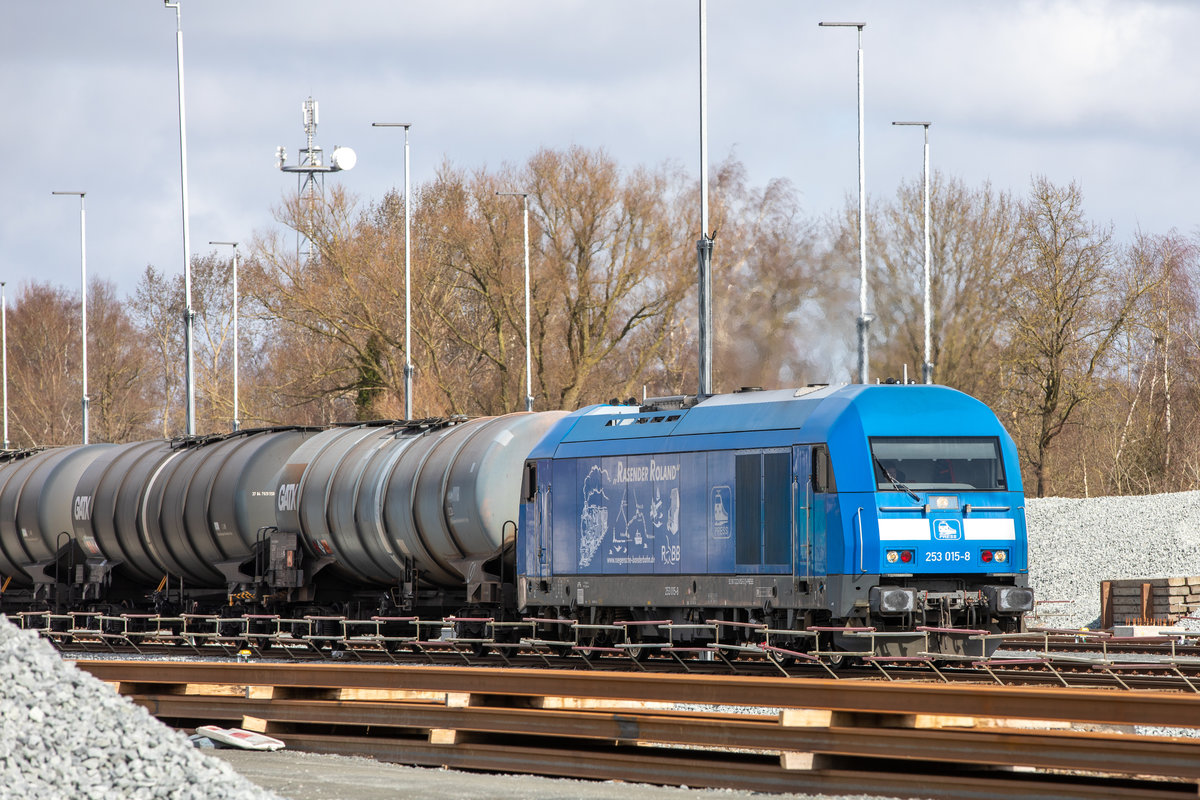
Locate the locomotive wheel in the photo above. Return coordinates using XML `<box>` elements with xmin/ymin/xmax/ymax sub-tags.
<box><xmin>625</xmin><ymin>642</ymin><xmax>653</xmax><ymax>662</ymax></box>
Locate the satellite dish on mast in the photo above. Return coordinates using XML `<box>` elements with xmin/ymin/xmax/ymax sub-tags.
<box><xmin>331</xmin><ymin>146</ymin><xmax>356</xmax><ymax>171</ymax></box>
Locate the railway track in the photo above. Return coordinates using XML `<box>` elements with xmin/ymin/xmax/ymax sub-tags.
<box><xmin>79</xmin><ymin>659</ymin><xmax>1200</xmax><ymax>799</ymax></box>
<box><xmin>24</xmin><ymin>610</ymin><xmax>1200</xmax><ymax>692</ymax></box>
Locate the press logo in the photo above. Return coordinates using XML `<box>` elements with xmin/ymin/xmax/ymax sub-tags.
<box><xmin>934</xmin><ymin>519</ymin><xmax>962</xmax><ymax>541</ymax></box>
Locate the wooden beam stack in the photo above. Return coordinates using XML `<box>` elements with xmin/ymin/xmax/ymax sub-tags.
<box><xmin>1100</xmin><ymin>576</ymin><xmax>1200</xmax><ymax>628</ymax></box>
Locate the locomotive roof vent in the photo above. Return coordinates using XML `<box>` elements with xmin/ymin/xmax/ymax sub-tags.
<box><xmin>639</xmin><ymin>394</ymin><xmax>701</xmax><ymax>412</ymax></box>
<box><xmin>735</xmin><ymin>386</ymin><xmax>764</xmax><ymax>393</ymax></box>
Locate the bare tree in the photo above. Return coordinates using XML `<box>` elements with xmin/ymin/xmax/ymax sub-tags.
<box><xmin>861</xmin><ymin>172</ymin><xmax>1020</xmax><ymax>397</ymax></box>
<box><xmin>248</xmin><ymin>185</ymin><xmax>410</xmax><ymax>420</ymax></box>
<box><xmin>131</xmin><ymin>265</ymin><xmax>185</xmax><ymax>437</ymax></box>
<box><xmin>250</xmin><ymin>147</ymin><xmax>700</xmax><ymax>418</ymax></box>
<box><xmin>7</xmin><ymin>282</ymin><xmax>82</xmax><ymax>446</ymax></box>
<box><xmin>1107</xmin><ymin>232</ymin><xmax>1200</xmax><ymax>493</ymax></box>
<box><xmin>1001</xmin><ymin>178</ymin><xmax>1156</xmax><ymax>497</ymax></box>
<box><xmin>528</xmin><ymin>146</ymin><xmax>694</xmax><ymax>409</ymax></box>
<box><xmin>706</xmin><ymin>158</ymin><xmax>837</xmax><ymax>390</ymax></box>
<box><xmin>84</xmin><ymin>279</ymin><xmax>158</xmax><ymax>443</ymax></box>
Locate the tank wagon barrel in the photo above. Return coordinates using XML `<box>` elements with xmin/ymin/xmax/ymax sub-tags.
<box><xmin>0</xmin><ymin>444</ymin><xmax>116</xmax><ymax>588</ymax></box>
<box><xmin>66</xmin><ymin>429</ymin><xmax>315</xmax><ymax>599</ymax></box>
<box><xmin>270</xmin><ymin>412</ymin><xmax>566</xmax><ymax>603</ymax></box>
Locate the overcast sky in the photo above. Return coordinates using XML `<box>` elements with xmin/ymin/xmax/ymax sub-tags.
<box><xmin>2</xmin><ymin>0</ymin><xmax>1198</xmax><ymax>302</ymax></box>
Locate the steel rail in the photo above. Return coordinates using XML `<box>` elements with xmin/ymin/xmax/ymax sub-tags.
<box><xmin>61</xmin><ymin>644</ymin><xmax>1200</xmax><ymax>691</ymax></box>
<box><xmin>78</xmin><ymin>660</ymin><xmax>1200</xmax><ymax>728</ymax></box>
<box><xmin>129</xmin><ymin>693</ymin><xmax>1200</xmax><ymax>780</ymax></box>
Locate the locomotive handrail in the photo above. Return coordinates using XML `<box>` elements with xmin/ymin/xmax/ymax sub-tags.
<box><xmin>855</xmin><ymin>507</ymin><xmax>865</xmax><ymax>573</ymax></box>
<box><xmin>878</xmin><ymin>505</ymin><xmax>925</xmax><ymax>513</ymax></box>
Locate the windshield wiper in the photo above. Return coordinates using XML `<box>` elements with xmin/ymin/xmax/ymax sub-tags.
<box><xmin>874</xmin><ymin>458</ymin><xmax>921</xmax><ymax>502</ymax></box>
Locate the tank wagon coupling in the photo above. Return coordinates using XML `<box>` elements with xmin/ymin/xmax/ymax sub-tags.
<box><xmin>516</xmin><ymin>384</ymin><xmax>1032</xmax><ymax>658</ymax></box>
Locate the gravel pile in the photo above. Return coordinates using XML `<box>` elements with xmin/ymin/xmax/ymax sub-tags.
<box><xmin>1025</xmin><ymin>491</ymin><xmax>1200</xmax><ymax>629</ymax></box>
<box><xmin>0</xmin><ymin>615</ymin><xmax>280</xmax><ymax>800</ymax></box>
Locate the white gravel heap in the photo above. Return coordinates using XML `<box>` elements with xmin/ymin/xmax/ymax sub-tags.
<box><xmin>1026</xmin><ymin>491</ymin><xmax>1200</xmax><ymax>629</ymax></box>
<box><xmin>0</xmin><ymin>615</ymin><xmax>281</xmax><ymax>800</ymax></box>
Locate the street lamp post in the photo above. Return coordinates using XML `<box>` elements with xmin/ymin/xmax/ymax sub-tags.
<box><xmin>893</xmin><ymin>121</ymin><xmax>933</xmax><ymax>384</ymax></box>
<box><xmin>1</xmin><ymin>281</ymin><xmax>8</xmax><ymax>450</ymax></box>
<box><xmin>209</xmin><ymin>241</ymin><xmax>240</xmax><ymax>430</ymax></box>
<box><xmin>697</xmin><ymin>0</ymin><xmax>714</xmax><ymax>397</ymax></box>
<box><xmin>165</xmin><ymin>0</ymin><xmax>196</xmax><ymax>437</ymax></box>
<box><xmin>497</xmin><ymin>191</ymin><xmax>534</xmax><ymax>412</ymax></box>
<box><xmin>52</xmin><ymin>190</ymin><xmax>89</xmax><ymax>444</ymax></box>
<box><xmin>371</xmin><ymin>122</ymin><xmax>414</xmax><ymax>419</ymax></box>
<box><xmin>819</xmin><ymin>21</ymin><xmax>871</xmax><ymax>384</ymax></box>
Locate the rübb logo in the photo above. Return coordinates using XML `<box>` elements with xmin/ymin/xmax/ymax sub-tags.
<box><xmin>277</xmin><ymin>483</ymin><xmax>299</xmax><ymax>512</ymax></box>
<box><xmin>933</xmin><ymin>519</ymin><xmax>962</xmax><ymax>541</ymax></box>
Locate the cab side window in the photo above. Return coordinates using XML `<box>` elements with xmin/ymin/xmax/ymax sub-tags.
<box><xmin>812</xmin><ymin>445</ymin><xmax>836</xmax><ymax>494</ymax></box>
<box><xmin>521</xmin><ymin>462</ymin><xmax>537</xmax><ymax>502</ymax></box>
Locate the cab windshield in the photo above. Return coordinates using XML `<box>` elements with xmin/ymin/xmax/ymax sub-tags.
<box><xmin>870</xmin><ymin>437</ymin><xmax>1006</xmax><ymax>492</ymax></box>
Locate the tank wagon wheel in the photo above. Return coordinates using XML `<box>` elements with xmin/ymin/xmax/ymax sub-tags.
<box><xmin>768</xmin><ymin>649</ymin><xmax>796</xmax><ymax>668</ymax></box>
<box><xmin>822</xmin><ymin>651</ymin><xmax>855</xmax><ymax>670</ymax></box>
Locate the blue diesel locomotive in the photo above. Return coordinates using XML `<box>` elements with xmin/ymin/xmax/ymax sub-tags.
<box><xmin>517</xmin><ymin>384</ymin><xmax>1033</xmax><ymax>653</ymax></box>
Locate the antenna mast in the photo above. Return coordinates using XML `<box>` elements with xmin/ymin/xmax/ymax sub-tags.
<box><xmin>276</xmin><ymin>96</ymin><xmax>356</xmax><ymax>261</ymax></box>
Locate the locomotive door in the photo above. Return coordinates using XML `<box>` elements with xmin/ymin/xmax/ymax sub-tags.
<box><xmin>534</xmin><ymin>459</ymin><xmax>553</xmax><ymax>577</ymax></box>
<box><xmin>522</xmin><ymin>459</ymin><xmax>553</xmax><ymax>578</ymax></box>
<box><xmin>792</xmin><ymin>446</ymin><xmax>812</xmax><ymax>581</ymax></box>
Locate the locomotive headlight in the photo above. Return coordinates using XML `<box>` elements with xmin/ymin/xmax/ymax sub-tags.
<box><xmin>886</xmin><ymin>550</ymin><xmax>900</xmax><ymax>564</ymax></box>
<box><xmin>994</xmin><ymin>550</ymin><xmax>1008</xmax><ymax>563</ymax></box>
